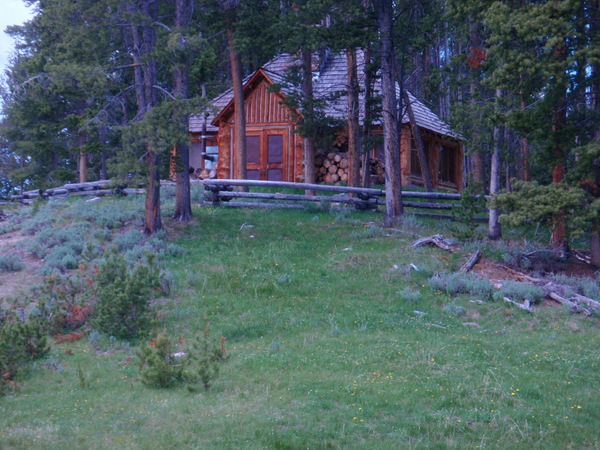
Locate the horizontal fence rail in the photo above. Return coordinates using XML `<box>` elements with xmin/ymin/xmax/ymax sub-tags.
<box><xmin>4</xmin><ymin>178</ymin><xmax>489</xmax><ymax>222</ymax></box>
<box><xmin>202</xmin><ymin>179</ymin><xmax>489</xmax><ymax>221</ymax></box>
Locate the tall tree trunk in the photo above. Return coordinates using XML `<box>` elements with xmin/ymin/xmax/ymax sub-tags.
<box><xmin>78</xmin><ymin>101</ymin><xmax>88</xmax><ymax>183</ymax></box>
<box><xmin>346</xmin><ymin>47</ymin><xmax>360</xmax><ymax>189</ymax></box>
<box><xmin>551</xmin><ymin>160</ymin><xmax>566</xmax><ymax>252</ymax></box>
<box><xmin>141</xmin><ymin>0</ymin><xmax>161</xmax><ymax>234</ymax></box>
<box><xmin>362</xmin><ymin>46</ymin><xmax>373</xmax><ymax>188</ymax></box>
<box><xmin>518</xmin><ymin>74</ymin><xmax>530</xmax><ymax>182</ymax></box>
<box><xmin>145</xmin><ymin>151</ymin><xmax>162</xmax><ymax>234</ymax></box>
<box><xmin>377</xmin><ymin>0</ymin><xmax>403</xmax><ymax>223</ymax></box>
<box><xmin>301</xmin><ymin>48</ymin><xmax>316</xmax><ymax>195</ymax></box>
<box><xmin>591</xmin><ymin>0</ymin><xmax>600</xmax><ymax>266</ymax></box>
<box><xmin>520</xmin><ymin>136</ymin><xmax>530</xmax><ymax>182</ymax></box>
<box><xmin>228</xmin><ymin>28</ymin><xmax>247</xmax><ymax>182</ymax></box>
<box><xmin>78</xmin><ymin>150</ymin><xmax>87</xmax><ymax>183</ymax></box>
<box><xmin>550</xmin><ymin>43</ymin><xmax>568</xmax><ymax>253</ymax></box>
<box><xmin>99</xmin><ymin>126</ymin><xmax>107</xmax><ymax>180</ymax></box>
<box><xmin>488</xmin><ymin>90</ymin><xmax>503</xmax><ymax>240</ymax></box>
<box><xmin>441</xmin><ymin>20</ymin><xmax>451</xmax><ymax>120</ymax></box>
<box><xmin>467</xmin><ymin>22</ymin><xmax>485</xmax><ymax>189</ymax></box>
<box><xmin>173</xmin><ymin>0</ymin><xmax>193</xmax><ymax>222</ymax></box>
<box><xmin>469</xmin><ymin>88</ymin><xmax>485</xmax><ymax>188</ymax></box>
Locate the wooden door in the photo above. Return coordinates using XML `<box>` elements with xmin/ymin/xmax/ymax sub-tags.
<box><xmin>245</xmin><ymin>130</ymin><xmax>285</xmax><ymax>180</ymax></box>
<box><xmin>266</xmin><ymin>134</ymin><xmax>283</xmax><ymax>181</ymax></box>
<box><xmin>246</xmin><ymin>134</ymin><xmax>261</xmax><ymax>180</ymax></box>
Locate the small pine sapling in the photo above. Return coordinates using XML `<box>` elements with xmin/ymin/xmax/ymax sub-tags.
<box><xmin>447</xmin><ymin>182</ymin><xmax>486</xmax><ymax>241</ymax></box>
<box><xmin>137</xmin><ymin>334</ymin><xmax>184</xmax><ymax>388</ymax></box>
<box><xmin>91</xmin><ymin>252</ymin><xmax>159</xmax><ymax>339</ymax></box>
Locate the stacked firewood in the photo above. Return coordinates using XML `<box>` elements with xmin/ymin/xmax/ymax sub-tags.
<box><xmin>314</xmin><ymin>151</ymin><xmax>386</xmax><ymax>185</ymax></box>
<box><xmin>315</xmin><ymin>151</ymin><xmax>349</xmax><ymax>185</ymax></box>
<box><xmin>192</xmin><ymin>168</ymin><xmax>217</xmax><ymax>180</ymax></box>
<box><xmin>367</xmin><ymin>158</ymin><xmax>385</xmax><ymax>185</ymax></box>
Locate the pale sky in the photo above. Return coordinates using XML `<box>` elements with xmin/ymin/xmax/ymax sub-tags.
<box><xmin>0</xmin><ymin>0</ymin><xmax>35</xmax><ymax>78</ymax></box>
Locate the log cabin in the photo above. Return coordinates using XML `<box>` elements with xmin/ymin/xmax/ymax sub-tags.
<box><xmin>189</xmin><ymin>51</ymin><xmax>464</xmax><ymax>191</ymax></box>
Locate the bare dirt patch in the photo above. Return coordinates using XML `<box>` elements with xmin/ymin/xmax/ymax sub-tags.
<box><xmin>0</xmin><ymin>229</ymin><xmax>43</xmax><ymax>302</ymax></box>
<box><xmin>473</xmin><ymin>254</ymin><xmax>598</xmax><ymax>283</ymax></box>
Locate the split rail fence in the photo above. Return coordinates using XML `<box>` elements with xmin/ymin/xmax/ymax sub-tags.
<box><xmin>6</xmin><ymin>178</ymin><xmax>488</xmax><ymax>221</ymax></box>
<box><xmin>202</xmin><ymin>179</ymin><xmax>488</xmax><ymax>221</ymax></box>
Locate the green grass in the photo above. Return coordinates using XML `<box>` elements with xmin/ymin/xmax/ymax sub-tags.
<box><xmin>1</xmin><ymin>201</ymin><xmax>599</xmax><ymax>448</ymax></box>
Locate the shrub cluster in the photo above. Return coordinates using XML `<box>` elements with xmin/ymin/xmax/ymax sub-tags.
<box><xmin>0</xmin><ymin>310</ymin><xmax>49</xmax><ymax>394</ymax></box>
<box><xmin>0</xmin><ymin>197</ymin><xmax>191</xmax><ymax>394</ymax></box>
<box><xmin>91</xmin><ymin>252</ymin><xmax>160</xmax><ymax>340</ymax></box>
<box><xmin>397</xmin><ymin>287</ymin><xmax>423</xmax><ymax>303</ymax></box>
<box><xmin>428</xmin><ymin>272</ymin><xmax>495</xmax><ymax>299</ymax></box>
<box><xmin>0</xmin><ymin>255</ymin><xmax>25</xmax><ymax>273</ymax></box>
<box><xmin>551</xmin><ymin>274</ymin><xmax>600</xmax><ymax>300</ymax></box>
<box><xmin>33</xmin><ymin>268</ymin><xmax>95</xmax><ymax>334</ymax></box>
<box><xmin>137</xmin><ymin>329</ymin><xmax>226</xmax><ymax>390</ymax></box>
<box><xmin>494</xmin><ymin>281</ymin><xmax>545</xmax><ymax>304</ymax></box>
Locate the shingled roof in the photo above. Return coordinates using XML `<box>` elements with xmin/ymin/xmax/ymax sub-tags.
<box><xmin>190</xmin><ymin>51</ymin><xmax>460</xmax><ymax>140</ymax></box>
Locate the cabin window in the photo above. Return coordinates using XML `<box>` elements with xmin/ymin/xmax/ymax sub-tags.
<box><xmin>268</xmin><ymin>135</ymin><xmax>283</xmax><ymax>164</ymax></box>
<box><xmin>247</xmin><ymin>136</ymin><xmax>260</xmax><ymax>165</ymax></box>
<box><xmin>439</xmin><ymin>145</ymin><xmax>456</xmax><ymax>184</ymax></box>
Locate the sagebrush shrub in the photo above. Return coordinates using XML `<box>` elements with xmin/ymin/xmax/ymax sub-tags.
<box><xmin>443</xmin><ymin>302</ymin><xmax>467</xmax><ymax>317</ymax></box>
<box><xmin>113</xmin><ymin>229</ymin><xmax>145</xmax><ymax>251</ymax></box>
<box><xmin>551</xmin><ymin>274</ymin><xmax>600</xmax><ymax>300</ymax></box>
<box><xmin>0</xmin><ymin>255</ymin><xmax>25</xmax><ymax>273</ymax></box>
<box><xmin>495</xmin><ymin>281</ymin><xmax>545</xmax><ymax>304</ymax></box>
<box><xmin>351</xmin><ymin>223</ymin><xmax>385</xmax><ymax>239</ymax></box>
<box><xmin>428</xmin><ymin>273</ymin><xmax>494</xmax><ymax>299</ymax></box>
<box><xmin>41</xmin><ymin>244</ymin><xmax>81</xmax><ymax>275</ymax></box>
<box><xmin>397</xmin><ymin>287</ymin><xmax>422</xmax><ymax>303</ymax></box>
<box><xmin>94</xmin><ymin>204</ymin><xmax>142</xmax><ymax>229</ymax></box>
<box><xmin>400</xmin><ymin>214</ymin><xmax>425</xmax><ymax>234</ymax></box>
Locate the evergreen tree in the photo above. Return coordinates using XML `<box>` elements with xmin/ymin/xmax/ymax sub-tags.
<box><xmin>483</xmin><ymin>0</ymin><xmax>598</xmax><ymax>251</ymax></box>
<box><xmin>3</xmin><ymin>0</ymin><xmax>124</xmax><ymax>185</ymax></box>
<box><xmin>375</xmin><ymin>0</ymin><xmax>403</xmax><ymax>222</ymax></box>
<box><xmin>172</xmin><ymin>0</ymin><xmax>194</xmax><ymax>222</ymax></box>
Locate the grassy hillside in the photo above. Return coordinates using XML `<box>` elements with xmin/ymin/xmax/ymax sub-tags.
<box><xmin>1</xmin><ymin>195</ymin><xmax>599</xmax><ymax>449</ymax></box>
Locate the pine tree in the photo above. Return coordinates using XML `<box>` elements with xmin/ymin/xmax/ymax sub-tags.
<box><xmin>375</xmin><ymin>0</ymin><xmax>403</xmax><ymax>222</ymax></box>
<box><xmin>172</xmin><ymin>0</ymin><xmax>194</xmax><ymax>222</ymax></box>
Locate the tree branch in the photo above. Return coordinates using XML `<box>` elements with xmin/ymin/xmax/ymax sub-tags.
<box><xmin>152</xmin><ymin>85</ymin><xmax>176</xmax><ymax>101</ymax></box>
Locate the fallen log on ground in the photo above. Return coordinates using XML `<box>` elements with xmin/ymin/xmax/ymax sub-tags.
<box><xmin>572</xmin><ymin>294</ymin><xmax>600</xmax><ymax>310</ymax></box>
<box><xmin>459</xmin><ymin>250</ymin><xmax>482</xmax><ymax>274</ymax></box>
<box><xmin>411</xmin><ymin>235</ymin><xmax>453</xmax><ymax>251</ymax></box>
<box><xmin>503</xmin><ymin>296</ymin><xmax>534</xmax><ymax>313</ymax></box>
<box><xmin>547</xmin><ymin>292</ymin><xmax>592</xmax><ymax>316</ymax></box>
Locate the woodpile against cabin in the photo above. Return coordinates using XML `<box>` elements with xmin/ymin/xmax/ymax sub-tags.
<box><xmin>190</xmin><ymin>167</ymin><xmax>217</xmax><ymax>180</ymax></box>
<box><xmin>315</xmin><ymin>151</ymin><xmax>385</xmax><ymax>185</ymax></box>
<box><xmin>315</xmin><ymin>151</ymin><xmax>349</xmax><ymax>184</ymax></box>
